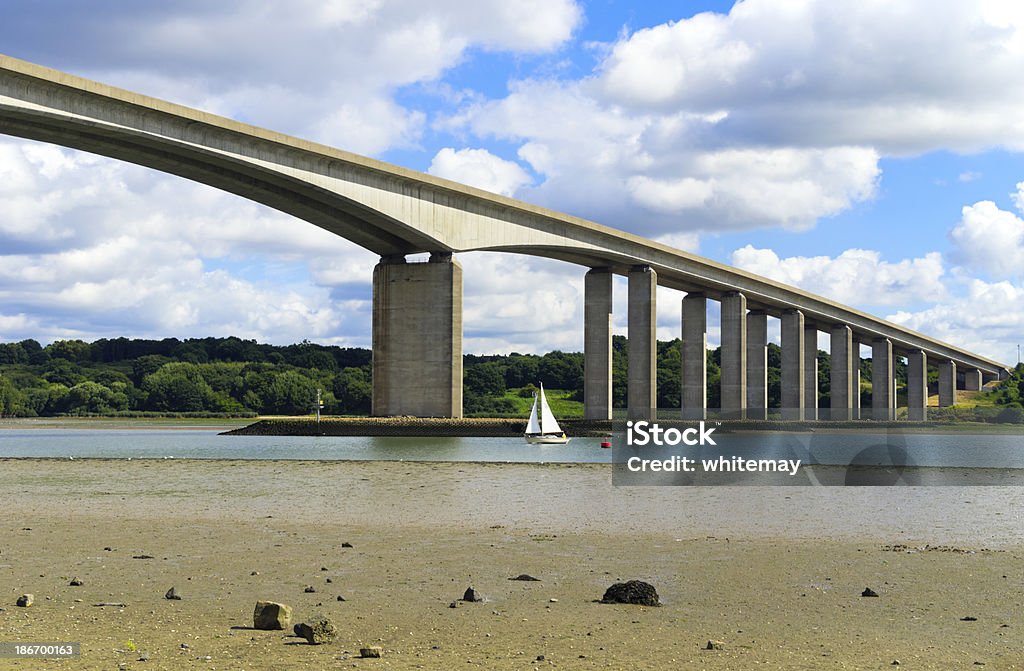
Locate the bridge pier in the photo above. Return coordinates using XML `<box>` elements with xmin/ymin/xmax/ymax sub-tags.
<box><xmin>830</xmin><ymin>325</ymin><xmax>854</xmax><ymax>421</ymax></box>
<box><xmin>938</xmin><ymin>360</ymin><xmax>957</xmax><ymax>407</ymax></box>
<box><xmin>852</xmin><ymin>338</ymin><xmax>862</xmax><ymax>420</ymax></box>
<box><xmin>872</xmin><ymin>338</ymin><xmax>895</xmax><ymax>420</ymax></box>
<box><xmin>720</xmin><ymin>292</ymin><xmax>747</xmax><ymax>419</ymax></box>
<box><xmin>371</xmin><ymin>253</ymin><xmax>463</xmax><ymax>418</ymax></box>
<box><xmin>804</xmin><ymin>325</ymin><xmax>819</xmax><ymax>421</ymax></box>
<box><xmin>963</xmin><ymin>368</ymin><xmax>983</xmax><ymax>391</ymax></box>
<box><xmin>628</xmin><ymin>266</ymin><xmax>657</xmax><ymax>420</ymax></box>
<box><xmin>907</xmin><ymin>349</ymin><xmax>928</xmax><ymax>421</ymax></box>
<box><xmin>781</xmin><ymin>309</ymin><xmax>805</xmax><ymax>420</ymax></box>
<box><xmin>584</xmin><ymin>268</ymin><xmax>613</xmax><ymax>420</ymax></box>
<box><xmin>681</xmin><ymin>293</ymin><xmax>707</xmax><ymax>420</ymax></box>
<box><xmin>746</xmin><ymin>310</ymin><xmax>768</xmax><ymax>420</ymax></box>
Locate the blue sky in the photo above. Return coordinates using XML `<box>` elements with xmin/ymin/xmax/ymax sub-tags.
<box><xmin>1</xmin><ymin>0</ymin><xmax>1023</xmax><ymax>364</ymax></box>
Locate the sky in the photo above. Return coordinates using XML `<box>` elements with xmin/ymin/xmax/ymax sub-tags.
<box><xmin>1</xmin><ymin>0</ymin><xmax>1023</xmax><ymax>365</ymax></box>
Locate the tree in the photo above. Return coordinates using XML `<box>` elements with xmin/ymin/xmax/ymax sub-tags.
<box><xmin>142</xmin><ymin>363</ymin><xmax>217</xmax><ymax>412</ymax></box>
<box><xmin>333</xmin><ymin>367</ymin><xmax>372</xmax><ymax>415</ymax></box>
<box><xmin>261</xmin><ymin>370</ymin><xmax>318</xmax><ymax>415</ymax></box>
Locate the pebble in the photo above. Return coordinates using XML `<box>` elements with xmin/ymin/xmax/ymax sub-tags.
<box><xmin>360</xmin><ymin>646</ymin><xmax>383</xmax><ymax>658</ymax></box>
<box><xmin>706</xmin><ymin>640</ymin><xmax>725</xmax><ymax>650</ymax></box>
<box><xmin>165</xmin><ymin>587</ymin><xmax>182</xmax><ymax>600</ymax></box>
<box><xmin>861</xmin><ymin>587</ymin><xmax>879</xmax><ymax>597</ymax></box>
<box><xmin>69</xmin><ymin>578</ymin><xmax>84</xmax><ymax>586</ymax></box>
<box><xmin>462</xmin><ymin>587</ymin><xmax>483</xmax><ymax>603</ymax></box>
<box><xmin>16</xmin><ymin>594</ymin><xmax>33</xmax><ymax>607</ymax></box>
<box><xmin>304</xmin><ymin>585</ymin><xmax>317</xmax><ymax>593</ymax></box>
<box><xmin>336</xmin><ymin>595</ymin><xmax>346</xmax><ymax>602</ymax></box>
<box><xmin>509</xmin><ymin>574</ymin><xmax>541</xmax><ymax>582</ymax></box>
<box><xmin>341</xmin><ymin>542</ymin><xmax>354</xmax><ymax>548</ymax></box>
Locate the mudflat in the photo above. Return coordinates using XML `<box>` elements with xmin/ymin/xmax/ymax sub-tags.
<box><xmin>1</xmin><ymin>459</ymin><xmax>1021</xmax><ymax>669</ymax></box>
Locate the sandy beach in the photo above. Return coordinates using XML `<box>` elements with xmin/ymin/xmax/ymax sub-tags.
<box><xmin>1</xmin><ymin>458</ymin><xmax>1022</xmax><ymax>669</ymax></box>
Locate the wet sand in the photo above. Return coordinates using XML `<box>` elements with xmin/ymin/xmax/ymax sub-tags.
<box><xmin>1</xmin><ymin>459</ymin><xmax>1022</xmax><ymax>669</ymax></box>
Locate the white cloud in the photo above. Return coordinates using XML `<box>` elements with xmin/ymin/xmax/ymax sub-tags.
<box><xmin>887</xmin><ymin>279</ymin><xmax>1024</xmax><ymax>364</ymax></box>
<box><xmin>730</xmin><ymin>245</ymin><xmax>947</xmax><ymax>307</ymax></box>
<box><xmin>428</xmin><ymin>148</ymin><xmax>533</xmax><ymax>196</ymax></box>
<box><xmin>949</xmin><ymin>195</ymin><xmax>1024</xmax><ymax>280</ymax></box>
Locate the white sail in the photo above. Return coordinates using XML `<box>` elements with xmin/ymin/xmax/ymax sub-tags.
<box><xmin>538</xmin><ymin>383</ymin><xmax>562</xmax><ymax>434</ymax></box>
<box><xmin>526</xmin><ymin>393</ymin><xmax>542</xmax><ymax>434</ymax></box>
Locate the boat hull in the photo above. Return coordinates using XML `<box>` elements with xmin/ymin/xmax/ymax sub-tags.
<box><xmin>525</xmin><ymin>433</ymin><xmax>570</xmax><ymax>445</ymax></box>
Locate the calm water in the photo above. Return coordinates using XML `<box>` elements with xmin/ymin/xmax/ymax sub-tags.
<box><xmin>0</xmin><ymin>427</ymin><xmax>1021</xmax><ymax>469</ymax></box>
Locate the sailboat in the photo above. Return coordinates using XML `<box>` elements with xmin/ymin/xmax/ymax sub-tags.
<box><xmin>524</xmin><ymin>383</ymin><xmax>570</xmax><ymax>444</ymax></box>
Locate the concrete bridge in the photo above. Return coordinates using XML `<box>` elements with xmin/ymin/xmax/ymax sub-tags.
<box><xmin>0</xmin><ymin>55</ymin><xmax>1010</xmax><ymax>421</ymax></box>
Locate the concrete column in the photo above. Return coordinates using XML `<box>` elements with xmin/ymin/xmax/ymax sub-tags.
<box><xmin>628</xmin><ymin>266</ymin><xmax>657</xmax><ymax>420</ymax></box>
<box><xmin>584</xmin><ymin>268</ymin><xmax>613</xmax><ymax>420</ymax></box>
<box><xmin>938</xmin><ymin>360</ymin><xmax>957</xmax><ymax>407</ymax></box>
<box><xmin>871</xmin><ymin>338</ymin><xmax>894</xmax><ymax>421</ymax></box>
<box><xmin>781</xmin><ymin>310</ymin><xmax>805</xmax><ymax>420</ymax></box>
<box><xmin>720</xmin><ymin>292</ymin><xmax>747</xmax><ymax>420</ymax></box>
<box><xmin>372</xmin><ymin>253</ymin><xmax>462</xmax><ymax>418</ymax></box>
<box><xmin>852</xmin><ymin>338</ymin><xmax>862</xmax><ymax>420</ymax></box>
<box><xmin>681</xmin><ymin>293</ymin><xmax>707</xmax><ymax>420</ymax></box>
<box><xmin>746</xmin><ymin>311</ymin><xmax>768</xmax><ymax>420</ymax></box>
<box><xmin>830</xmin><ymin>325</ymin><xmax>854</xmax><ymax>421</ymax></box>
<box><xmin>804</xmin><ymin>325</ymin><xmax>819</xmax><ymax>421</ymax></box>
<box><xmin>964</xmin><ymin>368</ymin><xmax>982</xmax><ymax>391</ymax></box>
<box><xmin>907</xmin><ymin>349</ymin><xmax>927</xmax><ymax>421</ymax></box>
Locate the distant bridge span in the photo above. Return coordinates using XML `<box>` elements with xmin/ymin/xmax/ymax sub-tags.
<box><xmin>0</xmin><ymin>54</ymin><xmax>1009</xmax><ymax>420</ymax></box>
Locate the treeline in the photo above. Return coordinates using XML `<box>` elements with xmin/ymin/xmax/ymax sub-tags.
<box><xmin>0</xmin><ymin>337</ymin><xmax>371</xmax><ymax>417</ymax></box>
<box><xmin>0</xmin><ymin>336</ymin><xmax>1021</xmax><ymax>418</ymax></box>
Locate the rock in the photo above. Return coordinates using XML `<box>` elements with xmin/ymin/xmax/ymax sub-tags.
<box><xmin>509</xmin><ymin>574</ymin><xmax>541</xmax><ymax>582</ymax></box>
<box><xmin>304</xmin><ymin>585</ymin><xmax>316</xmax><ymax>593</ymax></box>
<box><xmin>341</xmin><ymin>542</ymin><xmax>354</xmax><ymax>548</ymax></box>
<box><xmin>961</xmin><ymin>616</ymin><xmax>979</xmax><ymax>622</ymax></box>
<box><xmin>16</xmin><ymin>594</ymin><xmax>33</xmax><ymax>607</ymax></box>
<box><xmin>360</xmin><ymin>646</ymin><xmax>383</xmax><ymax>658</ymax></box>
<box><xmin>253</xmin><ymin>601</ymin><xmax>292</xmax><ymax>630</ymax></box>
<box><xmin>251</xmin><ymin>571</ymin><xmax>259</xmax><ymax>576</ymax></box>
<box><xmin>294</xmin><ymin>617</ymin><xmax>337</xmax><ymax>645</ymax></box>
<box><xmin>861</xmin><ymin>587</ymin><xmax>879</xmax><ymax>597</ymax></box>
<box><xmin>706</xmin><ymin>640</ymin><xmax>725</xmax><ymax>650</ymax></box>
<box><xmin>336</xmin><ymin>595</ymin><xmax>346</xmax><ymax>602</ymax></box>
<box><xmin>449</xmin><ymin>601</ymin><xmax>459</xmax><ymax>608</ymax></box>
<box><xmin>165</xmin><ymin>587</ymin><xmax>181</xmax><ymax>600</ymax></box>
<box><xmin>69</xmin><ymin>578</ymin><xmax>84</xmax><ymax>586</ymax></box>
<box><xmin>325</xmin><ymin>578</ymin><xmax>332</xmax><ymax>584</ymax></box>
<box><xmin>132</xmin><ymin>555</ymin><xmax>155</xmax><ymax>560</ymax></box>
<box><xmin>462</xmin><ymin>587</ymin><xmax>483</xmax><ymax>602</ymax></box>
<box><xmin>104</xmin><ymin>547</ymin><xmax>113</xmax><ymax>551</ymax></box>
<box><xmin>536</xmin><ymin>654</ymin><xmax>546</xmax><ymax>661</ymax></box>
<box><xmin>600</xmin><ymin>580</ymin><xmax>660</xmax><ymax>606</ymax></box>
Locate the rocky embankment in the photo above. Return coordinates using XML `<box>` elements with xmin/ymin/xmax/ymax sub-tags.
<box><xmin>222</xmin><ymin>417</ymin><xmax>614</xmax><ymax>437</ymax></box>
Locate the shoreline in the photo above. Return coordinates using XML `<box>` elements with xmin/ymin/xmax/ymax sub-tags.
<box><xmin>1</xmin><ymin>458</ymin><xmax>1021</xmax><ymax>668</ymax></box>
<box><xmin>225</xmin><ymin>416</ymin><xmax>1024</xmax><ymax>437</ymax></box>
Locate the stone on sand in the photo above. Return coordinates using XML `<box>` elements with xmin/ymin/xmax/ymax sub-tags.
<box><xmin>600</xmin><ymin>580</ymin><xmax>660</xmax><ymax>606</ymax></box>
<box><xmin>294</xmin><ymin>616</ymin><xmax>337</xmax><ymax>645</ymax></box>
<box><xmin>253</xmin><ymin>601</ymin><xmax>292</xmax><ymax>630</ymax></box>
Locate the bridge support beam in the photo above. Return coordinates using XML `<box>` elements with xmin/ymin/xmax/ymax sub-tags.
<box><xmin>372</xmin><ymin>253</ymin><xmax>462</xmax><ymax>418</ymax></box>
<box><xmin>852</xmin><ymin>338</ymin><xmax>862</xmax><ymax>420</ymax></box>
<box><xmin>964</xmin><ymin>368</ymin><xmax>983</xmax><ymax>391</ymax></box>
<box><xmin>720</xmin><ymin>292</ymin><xmax>747</xmax><ymax>419</ymax></box>
<box><xmin>804</xmin><ymin>326</ymin><xmax>819</xmax><ymax>421</ymax></box>
<box><xmin>584</xmin><ymin>268</ymin><xmax>613</xmax><ymax>420</ymax></box>
<box><xmin>628</xmin><ymin>266</ymin><xmax>657</xmax><ymax>420</ymax></box>
<box><xmin>681</xmin><ymin>293</ymin><xmax>707</xmax><ymax>420</ymax></box>
<box><xmin>871</xmin><ymin>338</ymin><xmax>894</xmax><ymax>421</ymax></box>
<box><xmin>938</xmin><ymin>360</ymin><xmax>957</xmax><ymax>407</ymax></box>
<box><xmin>746</xmin><ymin>310</ymin><xmax>768</xmax><ymax>420</ymax></box>
<box><xmin>781</xmin><ymin>309</ymin><xmax>805</xmax><ymax>420</ymax></box>
<box><xmin>830</xmin><ymin>325</ymin><xmax>854</xmax><ymax>421</ymax></box>
<box><xmin>907</xmin><ymin>349</ymin><xmax>928</xmax><ymax>421</ymax></box>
